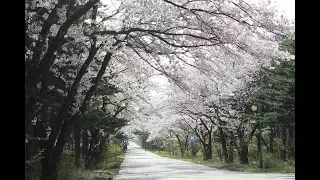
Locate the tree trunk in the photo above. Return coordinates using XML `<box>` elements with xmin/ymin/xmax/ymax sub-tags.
<box><xmin>40</xmin><ymin>42</ymin><xmax>116</xmax><ymax>180</ymax></box>
<box><xmin>288</xmin><ymin>126</ymin><xmax>295</xmax><ymax>159</ymax></box>
<box><xmin>40</xmin><ymin>155</ymin><xmax>54</xmax><ymax>180</ymax></box>
<box><xmin>228</xmin><ymin>131</ymin><xmax>235</xmax><ymax>163</ymax></box>
<box><xmin>218</xmin><ymin>127</ymin><xmax>230</xmax><ymax>163</ymax></box>
<box><xmin>203</xmin><ymin>131</ymin><xmax>213</xmax><ymax>160</ymax></box>
<box><xmin>184</xmin><ymin>135</ymin><xmax>188</xmax><ymax>152</ymax></box>
<box><xmin>82</xmin><ymin>130</ymin><xmax>89</xmax><ymax>159</ymax></box>
<box><xmin>96</xmin><ymin>136</ymin><xmax>107</xmax><ymax>166</ymax></box>
<box><xmin>280</xmin><ymin>127</ymin><xmax>287</xmax><ymax>161</ymax></box>
<box><xmin>48</xmin><ymin>4</ymin><xmax>99</xmax><ymax>148</ymax></box>
<box><xmin>33</xmin><ymin>124</ymin><xmax>44</xmax><ymax>156</ymax></box>
<box><xmin>41</xmin><ymin>117</ymin><xmax>76</xmax><ymax>180</ymax></box>
<box><xmin>25</xmin><ymin>97</ymin><xmax>38</xmax><ymax>134</ymax></box>
<box><xmin>269</xmin><ymin>128</ymin><xmax>274</xmax><ymax>153</ymax></box>
<box><xmin>176</xmin><ymin>134</ymin><xmax>185</xmax><ymax>157</ymax></box>
<box><xmin>217</xmin><ymin>145</ymin><xmax>223</xmax><ymax>162</ymax></box>
<box><xmin>74</xmin><ymin>119</ymin><xmax>81</xmax><ymax>167</ymax></box>
<box><xmin>27</xmin><ymin>64</ymin><xmax>49</xmax><ymax>159</ymax></box>
<box><xmin>236</xmin><ymin>128</ymin><xmax>250</xmax><ymax>164</ymax></box>
<box><xmin>42</xmin><ymin>31</ymin><xmax>98</xmax><ymax>164</ymax></box>
<box><xmin>202</xmin><ymin>143</ymin><xmax>212</xmax><ymax>160</ymax></box>
<box><xmin>85</xmin><ymin>129</ymin><xmax>99</xmax><ymax>169</ymax></box>
<box><xmin>40</xmin><ymin>48</ymin><xmax>114</xmax><ymax>180</ymax></box>
<box><xmin>239</xmin><ymin>138</ymin><xmax>249</xmax><ymax>164</ymax></box>
<box><xmin>25</xmin><ymin>130</ymin><xmax>34</xmax><ymax>162</ymax></box>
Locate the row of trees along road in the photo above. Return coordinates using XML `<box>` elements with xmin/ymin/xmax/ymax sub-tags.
<box><xmin>25</xmin><ymin>0</ymin><xmax>294</xmax><ymax>179</ymax></box>
<box><xmin>140</xmin><ymin>39</ymin><xmax>294</xmax><ymax>167</ymax></box>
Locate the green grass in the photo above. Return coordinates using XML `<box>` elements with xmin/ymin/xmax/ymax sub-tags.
<box><xmin>225</xmin><ymin>166</ymin><xmax>295</xmax><ymax>173</ymax></box>
<box><xmin>151</xmin><ymin>150</ymin><xmax>221</xmax><ymax>168</ymax></box>
<box><xmin>150</xmin><ymin>150</ymin><xmax>295</xmax><ymax>173</ymax></box>
<box><xmin>77</xmin><ymin>145</ymin><xmax>126</xmax><ymax>180</ymax></box>
<box><xmin>78</xmin><ymin>169</ymin><xmax>114</xmax><ymax>180</ymax></box>
<box><xmin>102</xmin><ymin>152</ymin><xmax>125</xmax><ymax>172</ymax></box>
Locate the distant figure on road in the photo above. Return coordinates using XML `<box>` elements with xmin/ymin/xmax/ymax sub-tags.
<box><xmin>123</xmin><ymin>141</ymin><xmax>128</xmax><ymax>151</ymax></box>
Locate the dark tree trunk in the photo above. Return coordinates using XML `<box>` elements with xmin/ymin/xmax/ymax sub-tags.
<box><xmin>276</xmin><ymin>125</ymin><xmax>280</xmax><ymax>138</ymax></box>
<box><xmin>217</xmin><ymin>146</ymin><xmax>223</xmax><ymax>162</ymax></box>
<box><xmin>176</xmin><ymin>134</ymin><xmax>185</xmax><ymax>157</ymax></box>
<box><xmin>288</xmin><ymin>126</ymin><xmax>295</xmax><ymax>159</ymax></box>
<box><xmin>67</xmin><ymin>135</ymin><xmax>74</xmax><ymax>150</ymax></box>
<box><xmin>25</xmin><ymin>97</ymin><xmax>38</xmax><ymax>134</ymax></box>
<box><xmin>40</xmin><ymin>117</ymin><xmax>76</xmax><ymax>180</ymax></box>
<box><xmin>40</xmin><ymin>48</ymin><xmax>114</xmax><ymax>180</ymax></box>
<box><xmin>236</xmin><ymin>124</ymin><xmax>255</xmax><ymax>164</ymax></box>
<box><xmin>27</xmin><ymin>64</ymin><xmax>49</xmax><ymax>160</ymax></box>
<box><xmin>184</xmin><ymin>135</ymin><xmax>188</xmax><ymax>152</ymax></box>
<box><xmin>96</xmin><ymin>136</ymin><xmax>107</xmax><ymax>166</ymax></box>
<box><xmin>25</xmin><ymin>129</ymin><xmax>34</xmax><ymax>162</ymax></box>
<box><xmin>228</xmin><ymin>131</ymin><xmax>235</xmax><ymax>163</ymax></box>
<box><xmin>203</xmin><ymin>131</ymin><xmax>213</xmax><ymax>160</ymax></box>
<box><xmin>25</xmin><ymin>63</ymin><xmax>51</xmax><ymax>133</ymax></box>
<box><xmin>202</xmin><ymin>143</ymin><xmax>212</xmax><ymax>160</ymax></box>
<box><xmin>82</xmin><ymin>130</ymin><xmax>89</xmax><ymax>158</ymax></box>
<box><xmin>25</xmin><ymin>137</ymin><xmax>35</xmax><ymax>180</ymax></box>
<box><xmin>85</xmin><ymin>129</ymin><xmax>99</xmax><ymax>169</ymax></box>
<box><xmin>34</xmin><ymin>116</ymin><xmax>48</xmax><ymax>155</ymax></box>
<box><xmin>239</xmin><ymin>138</ymin><xmax>249</xmax><ymax>164</ymax></box>
<box><xmin>66</xmin><ymin>0</ymin><xmax>76</xmax><ymax>18</ymax></box>
<box><xmin>280</xmin><ymin>127</ymin><xmax>287</xmax><ymax>161</ymax></box>
<box><xmin>33</xmin><ymin>102</ymin><xmax>49</xmax><ymax>180</ymax></box>
<box><xmin>48</xmin><ymin>4</ymin><xmax>99</xmax><ymax>148</ymax></box>
<box><xmin>40</xmin><ymin>155</ymin><xmax>54</xmax><ymax>180</ymax></box>
<box><xmin>74</xmin><ymin>119</ymin><xmax>81</xmax><ymax>167</ymax></box>
<box><xmin>43</xmin><ymin>32</ymin><xmax>99</xmax><ymax>164</ymax></box>
<box><xmin>269</xmin><ymin>128</ymin><xmax>274</xmax><ymax>153</ymax></box>
<box><xmin>218</xmin><ymin>127</ymin><xmax>230</xmax><ymax>163</ymax></box>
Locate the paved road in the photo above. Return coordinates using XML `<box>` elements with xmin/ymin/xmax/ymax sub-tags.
<box><xmin>115</xmin><ymin>142</ymin><xmax>295</xmax><ymax>180</ymax></box>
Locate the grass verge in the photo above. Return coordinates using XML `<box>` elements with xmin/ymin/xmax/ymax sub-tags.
<box><xmin>77</xmin><ymin>146</ymin><xmax>125</xmax><ymax>180</ymax></box>
<box><xmin>150</xmin><ymin>150</ymin><xmax>294</xmax><ymax>173</ymax></box>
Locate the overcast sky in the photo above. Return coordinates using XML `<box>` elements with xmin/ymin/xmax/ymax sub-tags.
<box><xmin>272</xmin><ymin>0</ymin><xmax>295</xmax><ymax>20</ymax></box>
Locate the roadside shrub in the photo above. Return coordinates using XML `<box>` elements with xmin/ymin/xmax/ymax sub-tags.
<box><xmin>218</xmin><ymin>163</ymin><xmax>247</xmax><ymax>169</ymax></box>
<box><xmin>57</xmin><ymin>151</ymin><xmax>79</xmax><ymax>180</ymax></box>
<box><xmin>287</xmin><ymin>158</ymin><xmax>295</xmax><ymax>166</ymax></box>
<box><xmin>25</xmin><ymin>150</ymin><xmax>44</xmax><ymax>180</ymax></box>
<box><xmin>102</xmin><ymin>143</ymin><xmax>123</xmax><ymax>170</ymax></box>
<box><xmin>263</xmin><ymin>153</ymin><xmax>284</xmax><ymax>169</ymax></box>
<box><xmin>183</xmin><ymin>152</ymin><xmax>191</xmax><ymax>159</ymax></box>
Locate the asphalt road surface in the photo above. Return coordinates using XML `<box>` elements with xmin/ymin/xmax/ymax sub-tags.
<box><xmin>115</xmin><ymin>142</ymin><xmax>295</xmax><ymax>180</ymax></box>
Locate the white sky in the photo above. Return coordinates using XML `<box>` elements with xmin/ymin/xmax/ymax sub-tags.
<box><xmin>271</xmin><ymin>0</ymin><xmax>295</xmax><ymax>20</ymax></box>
